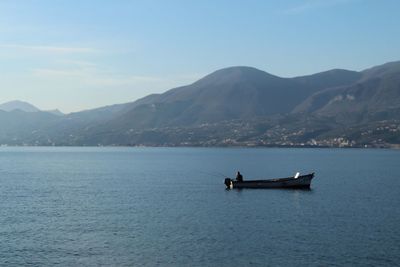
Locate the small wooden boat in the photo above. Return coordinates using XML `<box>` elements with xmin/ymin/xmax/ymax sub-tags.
<box><xmin>224</xmin><ymin>172</ymin><xmax>315</xmax><ymax>189</ymax></box>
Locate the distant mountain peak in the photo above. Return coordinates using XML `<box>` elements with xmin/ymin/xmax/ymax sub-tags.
<box><xmin>207</xmin><ymin>66</ymin><xmax>278</xmax><ymax>77</ymax></box>
<box><xmin>0</xmin><ymin>100</ymin><xmax>40</xmax><ymax>112</ymax></box>
<box><xmin>193</xmin><ymin>66</ymin><xmax>281</xmax><ymax>87</ymax></box>
<box><xmin>211</xmin><ymin>65</ymin><xmax>269</xmax><ymax>73</ymax></box>
<box><xmin>45</xmin><ymin>109</ymin><xmax>64</xmax><ymax>116</ymax></box>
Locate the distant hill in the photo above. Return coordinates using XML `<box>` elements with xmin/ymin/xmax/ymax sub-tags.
<box><xmin>0</xmin><ymin>100</ymin><xmax>40</xmax><ymax>112</ymax></box>
<box><xmin>361</xmin><ymin>61</ymin><xmax>400</xmax><ymax>80</ymax></box>
<box><xmin>0</xmin><ymin>110</ymin><xmax>60</xmax><ymax>145</ymax></box>
<box><xmin>293</xmin><ymin>61</ymin><xmax>400</xmax><ymax>123</ymax></box>
<box><xmin>0</xmin><ymin>100</ymin><xmax>65</xmax><ymax>116</ymax></box>
<box><xmin>291</xmin><ymin>69</ymin><xmax>362</xmax><ymax>92</ymax></box>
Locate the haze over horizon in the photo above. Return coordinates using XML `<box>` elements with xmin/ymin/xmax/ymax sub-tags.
<box><xmin>1</xmin><ymin>0</ymin><xmax>399</xmax><ymax>112</ymax></box>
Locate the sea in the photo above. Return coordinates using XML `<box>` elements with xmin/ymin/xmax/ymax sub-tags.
<box><xmin>0</xmin><ymin>147</ymin><xmax>399</xmax><ymax>266</ymax></box>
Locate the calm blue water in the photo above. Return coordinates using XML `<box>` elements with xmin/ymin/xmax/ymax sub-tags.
<box><xmin>0</xmin><ymin>147</ymin><xmax>399</xmax><ymax>266</ymax></box>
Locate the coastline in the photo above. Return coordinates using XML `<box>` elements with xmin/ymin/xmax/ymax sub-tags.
<box><xmin>1</xmin><ymin>144</ymin><xmax>399</xmax><ymax>149</ymax></box>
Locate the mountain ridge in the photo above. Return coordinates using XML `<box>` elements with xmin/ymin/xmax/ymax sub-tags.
<box><xmin>106</xmin><ymin>65</ymin><xmax>364</xmax><ymax>130</ymax></box>
<box><xmin>0</xmin><ymin>60</ymin><xmax>399</xmax><ymax>147</ymax></box>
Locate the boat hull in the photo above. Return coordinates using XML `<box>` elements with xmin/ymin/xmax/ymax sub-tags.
<box><xmin>225</xmin><ymin>173</ymin><xmax>314</xmax><ymax>189</ymax></box>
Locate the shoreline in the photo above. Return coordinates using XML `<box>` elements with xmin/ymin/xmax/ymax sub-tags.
<box><xmin>0</xmin><ymin>144</ymin><xmax>399</xmax><ymax>149</ymax></box>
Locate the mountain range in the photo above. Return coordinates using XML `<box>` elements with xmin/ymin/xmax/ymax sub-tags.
<box><xmin>1</xmin><ymin>60</ymin><xmax>399</xmax><ymax>147</ymax></box>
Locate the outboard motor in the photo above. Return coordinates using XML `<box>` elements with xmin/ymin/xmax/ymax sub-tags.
<box><xmin>224</xmin><ymin>178</ymin><xmax>232</xmax><ymax>189</ymax></box>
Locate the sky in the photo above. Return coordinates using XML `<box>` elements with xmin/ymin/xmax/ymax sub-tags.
<box><xmin>0</xmin><ymin>0</ymin><xmax>399</xmax><ymax>113</ymax></box>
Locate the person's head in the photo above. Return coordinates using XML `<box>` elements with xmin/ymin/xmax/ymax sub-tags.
<box><xmin>237</xmin><ymin>171</ymin><xmax>240</xmax><ymax>174</ymax></box>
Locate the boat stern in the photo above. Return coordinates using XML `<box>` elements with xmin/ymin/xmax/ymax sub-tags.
<box><xmin>224</xmin><ymin>178</ymin><xmax>233</xmax><ymax>189</ymax></box>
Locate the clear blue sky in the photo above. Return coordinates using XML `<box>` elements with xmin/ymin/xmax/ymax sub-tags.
<box><xmin>0</xmin><ymin>0</ymin><xmax>399</xmax><ymax>112</ymax></box>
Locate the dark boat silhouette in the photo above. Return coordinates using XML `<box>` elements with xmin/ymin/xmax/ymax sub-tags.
<box><xmin>224</xmin><ymin>172</ymin><xmax>315</xmax><ymax>189</ymax></box>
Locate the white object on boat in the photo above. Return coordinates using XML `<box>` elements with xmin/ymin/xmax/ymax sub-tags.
<box><xmin>294</xmin><ymin>172</ymin><xmax>300</xmax><ymax>179</ymax></box>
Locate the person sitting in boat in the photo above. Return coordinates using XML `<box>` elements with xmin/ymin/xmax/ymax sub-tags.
<box><xmin>236</xmin><ymin>171</ymin><xmax>243</xmax><ymax>182</ymax></box>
